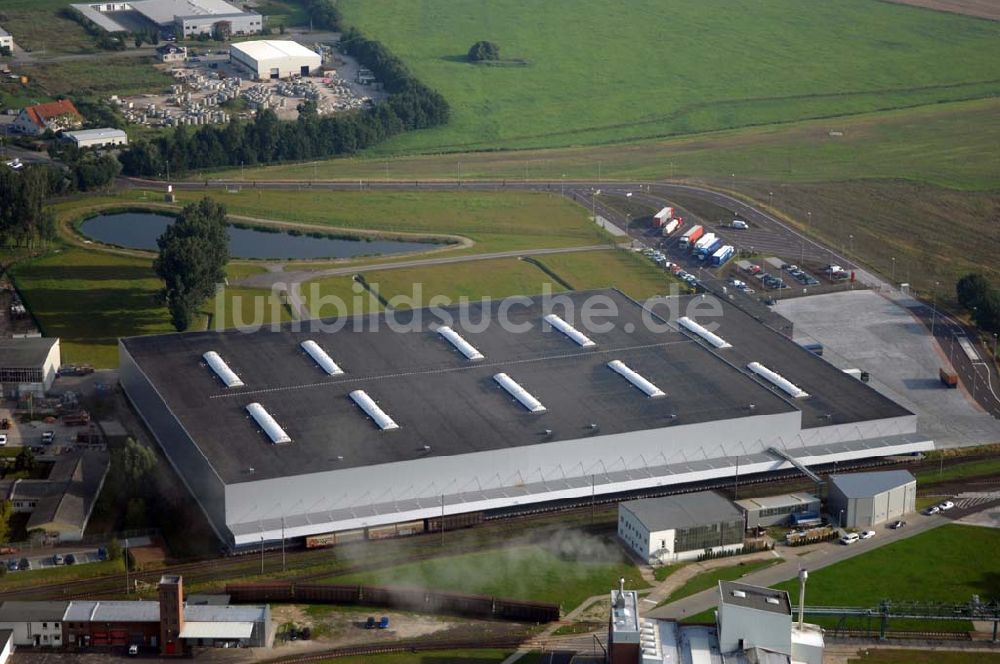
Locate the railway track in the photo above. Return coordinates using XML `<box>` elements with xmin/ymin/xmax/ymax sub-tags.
<box><xmin>0</xmin><ymin>452</ymin><xmax>994</xmax><ymax>602</ymax></box>
<box><xmin>259</xmin><ymin>636</ymin><xmax>527</xmax><ymax>662</ymax></box>
<box><xmin>830</xmin><ymin>630</ymin><xmax>973</xmax><ymax>641</ymax></box>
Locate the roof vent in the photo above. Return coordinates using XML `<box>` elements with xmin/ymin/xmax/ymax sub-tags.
<box><xmin>607</xmin><ymin>359</ymin><xmax>666</xmax><ymax>398</ymax></box>
<box><xmin>245</xmin><ymin>402</ymin><xmax>291</xmax><ymax>444</ymax></box>
<box><xmin>436</xmin><ymin>325</ymin><xmax>484</xmax><ymax>361</ymax></box>
<box><xmin>494</xmin><ymin>373</ymin><xmax>546</xmax><ymax>413</ymax></box>
<box><xmin>349</xmin><ymin>390</ymin><xmax>399</xmax><ymax>430</ymax></box>
<box><xmin>747</xmin><ymin>361</ymin><xmax>810</xmax><ymax>399</ymax></box>
<box><xmin>543</xmin><ymin>313</ymin><xmax>596</xmax><ymax>347</ymax></box>
<box><xmin>678</xmin><ymin>316</ymin><xmax>732</xmax><ymax>349</ymax></box>
<box><xmin>300</xmin><ymin>340</ymin><xmax>344</xmax><ymax>375</ymax></box>
<box><xmin>766</xmin><ymin>597</ymin><xmax>781</xmax><ymax>605</ymax></box>
<box><xmin>732</xmin><ymin>590</ymin><xmax>747</xmax><ymax>599</ymax></box>
<box><xmin>203</xmin><ymin>351</ymin><xmax>243</xmax><ymax>388</ymax></box>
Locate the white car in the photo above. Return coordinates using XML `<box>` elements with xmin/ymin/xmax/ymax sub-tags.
<box><xmin>860</xmin><ymin>530</ymin><xmax>875</xmax><ymax>540</ymax></box>
<box><xmin>839</xmin><ymin>533</ymin><xmax>860</xmax><ymax>545</ymax></box>
<box><xmin>925</xmin><ymin>506</ymin><xmax>940</xmax><ymax>515</ymax></box>
<box><xmin>0</xmin><ymin>434</ymin><xmax>6</xmax><ymax>446</ymax></box>
<box><xmin>938</xmin><ymin>501</ymin><xmax>955</xmax><ymax>511</ymax></box>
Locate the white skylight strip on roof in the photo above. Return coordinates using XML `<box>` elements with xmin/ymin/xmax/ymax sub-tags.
<box><xmin>300</xmin><ymin>340</ymin><xmax>344</xmax><ymax>375</ymax></box>
<box><xmin>349</xmin><ymin>390</ymin><xmax>399</xmax><ymax>430</ymax></box>
<box><xmin>747</xmin><ymin>361</ymin><xmax>810</xmax><ymax>399</ymax></box>
<box><xmin>493</xmin><ymin>373</ymin><xmax>546</xmax><ymax>413</ymax></box>
<box><xmin>678</xmin><ymin>316</ymin><xmax>732</xmax><ymax>349</ymax></box>
<box><xmin>203</xmin><ymin>351</ymin><xmax>244</xmax><ymax>388</ymax></box>
<box><xmin>436</xmin><ymin>325</ymin><xmax>484</xmax><ymax>361</ymax></box>
<box><xmin>607</xmin><ymin>360</ymin><xmax>666</xmax><ymax>398</ymax></box>
<box><xmin>543</xmin><ymin>313</ymin><xmax>596</xmax><ymax>347</ymax></box>
<box><xmin>245</xmin><ymin>402</ymin><xmax>291</xmax><ymax>444</ymax></box>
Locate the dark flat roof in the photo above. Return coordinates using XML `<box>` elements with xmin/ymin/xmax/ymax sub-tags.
<box><xmin>120</xmin><ymin>290</ymin><xmax>908</xmax><ymax>485</ymax></box>
<box><xmin>0</xmin><ymin>337</ymin><xmax>58</xmax><ymax>368</ymax></box>
<box><xmin>665</xmin><ymin>297</ymin><xmax>912</xmax><ymax>428</ymax></box>
<box><xmin>830</xmin><ymin>470</ymin><xmax>916</xmax><ymax>498</ymax></box>
<box><xmin>621</xmin><ymin>490</ymin><xmax>742</xmax><ymax>530</ymax></box>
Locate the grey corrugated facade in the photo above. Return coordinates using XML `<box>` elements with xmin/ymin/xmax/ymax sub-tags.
<box><xmin>828</xmin><ymin>471</ymin><xmax>916</xmax><ymax>529</ymax></box>
<box><xmin>736</xmin><ymin>493</ymin><xmax>821</xmax><ymax>529</ymax></box>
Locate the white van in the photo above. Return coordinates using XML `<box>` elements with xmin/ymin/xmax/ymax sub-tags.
<box><xmin>732</xmin><ymin>220</ymin><xmax>749</xmax><ymax>229</ymax></box>
<box><xmin>840</xmin><ymin>533</ymin><xmax>860</xmax><ymax>545</ymax></box>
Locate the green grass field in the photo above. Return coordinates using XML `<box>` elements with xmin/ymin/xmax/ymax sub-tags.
<box><xmin>19</xmin><ymin>57</ymin><xmax>174</xmax><ymax>98</ymax></box>
<box><xmin>659</xmin><ymin>558</ymin><xmax>783</xmax><ymax>607</ymax></box>
<box><xmin>915</xmin><ymin>457</ymin><xmax>1000</xmax><ymax>486</ymax></box>
<box><xmin>848</xmin><ymin>651</ymin><xmax>1000</xmax><ymax>664</ymax></box>
<box><xmin>323</xmin><ymin>650</ymin><xmax>518</xmax><ymax>664</ymax></box>
<box><xmin>178</xmin><ymin>189</ymin><xmax>606</xmax><ymax>255</ymax></box>
<box><xmin>337</xmin><ymin>0</ymin><xmax>1000</xmax><ymax>154</ymax></box>
<box><xmin>328</xmin><ymin>542</ymin><xmax>649</xmax><ymax>612</ymax></box>
<box><xmin>0</xmin><ymin>0</ymin><xmax>98</xmax><ymax>55</ymax></box>
<box><xmin>534</xmin><ymin>249</ymin><xmax>685</xmax><ymax>301</ymax></box>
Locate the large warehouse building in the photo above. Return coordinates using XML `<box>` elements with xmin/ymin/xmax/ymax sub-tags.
<box><xmin>119</xmin><ymin>290</ymin><xmax>932</xmax><ymax>549</ymax></box>
<box><xmin>229</xmin><ymin>41</ymin><xmax>321</xmax><ymax>80</ymax></box>
<box><xmin>69</xmin><ymin>0</ymin><xmax>261</xmax><ymax>37</ymax></box>
<box><xmin>0</xmin><ymin>337</ymin><xmax>61</xmax><ymax>398</ymax></box>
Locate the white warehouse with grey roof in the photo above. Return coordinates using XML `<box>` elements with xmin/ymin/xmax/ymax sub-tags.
<box><xmin>118</xmin><ymin>290</ymin><xmax>931</xmax><ymax>549</ymax></box>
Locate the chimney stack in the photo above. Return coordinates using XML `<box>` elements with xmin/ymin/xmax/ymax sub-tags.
<box><xmin>797</xmin><ymin>569</ymin><xmax>808</xmax><ymax>628</ymax></box>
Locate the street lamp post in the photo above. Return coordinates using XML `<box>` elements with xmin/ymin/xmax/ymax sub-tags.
<box><xmin>891</xmin><ymin>257</ymin><xmax>896</xmax><ymax>284</ymax></box>
<box><xmin>932</xmin><ymin>281</ymin><xmax>940</xmax><ymax>337</ymax></box>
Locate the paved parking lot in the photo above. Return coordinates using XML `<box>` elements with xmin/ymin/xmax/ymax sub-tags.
<box><xmin>775</xmin><ymin>290</ymin><xmax>1000</xmax><ymax>447</ymax></box>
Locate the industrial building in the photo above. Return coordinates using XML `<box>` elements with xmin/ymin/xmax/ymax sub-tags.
<box><xmin>618</xmin><ymin>491</ymin><xmax>745</xmax><ymax>564</ymax></box>
<box><xmin>13</xmin><ymin>100</ymin><xmax>83</xmax><ymax>136</ymax></box>
<box><xmin>229</xmin><ymin>40</ymin><xmax>322</xmax><ymax>80</ymax></box>
<box><xmin>828</xmin><ymin>470</ymin><xmax>916</xmax><ymax>529</ymax></box>
<box><xmin>0</xmin><ymin>337</ymin><xmax>61</xmax><ymax>398</ymax></box>
<box><xmin>736</xmin><ymin>492</ymin><xmax>821</xmax><ymax>529</ymax></box>
<box><xmin>607</xmin><ymin>578</ymin><xmax>824</xmax><ymax>663</ymax></box>
<box><xmin>69</xmin><ymin>0</ymin><xmax>262</xmax><ymax>37</ymax></box>
<box><xmin>0</xmin><ymin>576</ymin><xmax>271</xmax><ymax>654</ymax></box>
<box><xmin>63</xmin><ymin>128</ymin><xmax>129</xmax><ymax>149</ymax></box>
<box><xmin>118</xmin><ymin>290</ymin><xmax>931</xmax><ymax>549</ymax></box>
<box><xmin>0</xmin><ymin>26</ymin><xmax>13</xmax><ymax>52</ymax></box>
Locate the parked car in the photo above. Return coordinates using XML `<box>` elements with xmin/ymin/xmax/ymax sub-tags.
<box><xmin>365</xmin><ymin>616</ymin><xmax>376</xmax><ymax>629</ymax></box>
<box><xmin>925</xmin><ymin>505</ymin><xmax>940</xmax><ymax>515</ymax></box>
<box><xmin>839</xmin><ymin>533</ymin><xmax>860</xmax><ymax>545</ymax></box>
<box><xmin>0</xmin><ymin>418</ymin><xmax>9</xmax><ymax>429</ymax></box>
<box><xmin>890</xmin><ymin>520</ymin><xmax>906</xmax><ymax>529</ymax></box>
<box><xmin>0</xmin><ymin>434</ymin><xmax>6</xmax><ymax>446</ymax></box>
<box><xmin>18</xmin><ymin>558</ymin><xmax>31</xmax><ymax>570</ymax></box>
<box><xmin>378</xmin><ymin>616</ymin><xmax>390</xmax><ymax>629</ymax></box>
<box><xmin>860</xmin><ymin>530</ymin><xmax>875</xmax><ymax>540</ymax></box>
<box><xmin>65</xmin><ymin>554</ymin><xmax>76</xmax><ymax>565</ymax></box>
<box><xmin>938</xmin><ymin>500</ymin><xmax>955</xmax><ymax>511</ymax></box>
<box><xmin>6</xmin><ymin>559</ymin><xmax>18</xmax><ymax>572</ymax></box>
<box><xmin>41</xmin><ymin>431</ymin><xmax>54</xmax><ymax>444</ymax></box>
<box><xmin>52</xmin><ymin>554</ymin><xmax>64</xmax><ymax>565</ymax></box>
<box><xmin>97</xmin><ymin>547</ymin><xmax>108</xmax><ymax>561</ymax></box>
<box><xmin>128</xmin><ymin>644</ymin><xmax>139</xmax><ymax>656</ymax></box>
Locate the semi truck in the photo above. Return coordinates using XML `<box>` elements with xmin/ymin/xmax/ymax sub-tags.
<box><xmin>653</xmin><ymin>207</ymin><xmax>674</xmax><ymax>227</ymax></box>
<box><xmin>692</xmin><ymin>232</ymin><xmax>717</xmax><ymax>253</ymax></box>
<box><xmin>697</xmin><ymin>238</ymin><xmax>723</xmax><ymax>260</ymax></box>
<box><xmin>678</xmin><ymin>225</ymin><xmax>704</xmax><ymax>248</ymax></box>
<box><xmin>711</xmin><ymin>245</ymin><xmax>734</xmax><ymax>266</ymax></box>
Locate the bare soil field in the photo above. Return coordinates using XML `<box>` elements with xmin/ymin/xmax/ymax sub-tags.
<box><xmin>880</xmin><ymin>0</ymin><xmax>1000</xmax><ymax>20</ymax></box>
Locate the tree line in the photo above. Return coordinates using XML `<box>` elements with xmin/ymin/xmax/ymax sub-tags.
<box><xmin>118</xmin><ymin>28</ymin><xmax>448</xmax><ymax>176</ymax></box>
<box><xmin>0</xmin><ymin>165</ymin><xmax>58</xmax><ymax>248</ymax></box>
<box><xmin>957</xmin><ymin>273</ymin><xmax>1000</xmax><ymax>335</ymax></box>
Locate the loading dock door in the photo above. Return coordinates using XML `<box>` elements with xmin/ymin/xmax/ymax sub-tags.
<box><xmin>270</xmin><ymin>68</ymin><xmax>280</xmax><ymax>79</ymax></box>
<box><xmin>300</xmin><ymin>65</ymin><xmax>310</xmax><ymax>76</ymax></box>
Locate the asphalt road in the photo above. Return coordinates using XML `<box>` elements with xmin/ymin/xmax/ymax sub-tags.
<box><xmin>123</xmin><ymin>175</ymin><xmax>1000</xmax><ymax>415</ymax></box>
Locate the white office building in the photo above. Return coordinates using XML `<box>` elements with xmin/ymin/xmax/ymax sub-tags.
<box><xmin>230</xmin><ymin>40</ymin><xmax>321</xmax><ymax>80</ymax></box>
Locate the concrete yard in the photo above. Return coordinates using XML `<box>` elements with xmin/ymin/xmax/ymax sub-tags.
<box><xmin>775</xmin><ymin>290</ymin><xmax>1000</xmax><ymax>448</ymax></box>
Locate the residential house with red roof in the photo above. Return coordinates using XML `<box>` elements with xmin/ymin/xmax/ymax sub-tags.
<box><xmin>13</xmin><ymin>100</ymin><xmax>84</xmax><ymax>136</ymax></box>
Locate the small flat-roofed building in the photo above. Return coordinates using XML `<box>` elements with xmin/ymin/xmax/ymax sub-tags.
<box><xmin>157</xmin><ymin>43</ymin><xmax>187</xmax><ymax>62</ymax></box>
<box><xmin>618</xmin><ymin>491</ymin><xmax>744</xmax><ymax>564</ymax></box>
<box><xmin>828</xmin><ymin>470</ymin><xmax>916</xmax><ymax>529</ymax></box>
<box><xmin>63</xmin><ymin>128</ymin><xmax>129</xmax><ymax>149</ymax></box>
<box><xmin>0</xmin><ymin>337</ymin><xmax>61</xmax><ymax>397</ymax></box>
<box><xmin>0</xmin><ymin>601</ymin><xmax>67</xmax><ymax>648</ymax></box>
<box><xmin>736</xmin><ymin>492</ymin><xmax>821</xmax><ymax>529</ymax></box>
<box><xmin>230</xmin><ymin>40</ymin><xmax>321</xmax><ymax>80</ymax></box>
<box><xmin>0</xmin><ymin>27</ymin><xmax>13</xmax><ymax>52</ymax></box>
<box><xmin>718</xmin><ymin>581</ymin><xmax>792</xmax><ymax>656</ymax></box>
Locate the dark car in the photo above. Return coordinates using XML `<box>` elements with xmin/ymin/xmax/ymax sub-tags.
<box><xmin>365</xmin><ymin>616</ymin><xmax>376</xmax><ymax>629</ymax></box>
<box><xmin>18</xmin><ymin>557</ymin><xmax>31</xmax><ymax>571</ymax></box>
<box><xmin>6</xmin><ymin>559</ymin><xmax>17</xmax><ymax>572</ymax></box>
<box><xmin>97</xmin><ymin>547</ymin><xmax>108</xmax><ymax>561</ymax></box>
<box><xmin>890</xmin><ymin>520</ymin><xmax>906</xmax><ymax>529</ymax></box>
<box><xmin>65</xmin><ymin>553</ymin><xmax>76</xmax><ymax>565</ymax></box>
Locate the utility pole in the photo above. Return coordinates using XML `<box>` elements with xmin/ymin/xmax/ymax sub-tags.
<box><xmin>440</xmin><ymin>494</ymin><xmax>445</xmax><ymax>546</ymax></box>
<box><xmin>281</xmin><ymin>516</ymin><xmax>286</xmax><ymax>572</ymax></box>
<box><xmin>932</xmin><ymin>281</ymin><xmax>940</xmax><ymax>337</ymax></box>
<box><xmin>124</xmin><ymin>538</ymin><xmax>129</xmax><ymax>594</ymax></box>
<box><xmin>590</xmin><ymin>474</ymin><xmax>595</xmax><ymax>524</ymax></box>
<box><xmin>733</xmin><ymin>456</ymin><xmax>740</xmax><ymax>500</ymax></box>
<box><xmin>260</xmin><ymin>531</ymin><xmax>264</xmax><ymax>575</ymax></box>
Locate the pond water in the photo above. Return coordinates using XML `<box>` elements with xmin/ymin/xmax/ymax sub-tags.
<box><xmin>79</xmin><ymin>212</ymin><xmax>440</xmax><ymax>260</ymax></box>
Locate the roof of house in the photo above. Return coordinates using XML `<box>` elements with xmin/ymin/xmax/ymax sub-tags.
<box><xmin>719</xmin><ymin>581</ymin><xmax>791</xmax><ymax>615</ymax></box>
<box><xmin>0</xmin><ymin>26</ymin><xmax>10</xmax><ymax>38</ymax></box>
<box><xmin>185</xmin><ymin>604</ymin><xmax>266</xmax><ymax>622</ymax></box>
<box><xmin>830</xmin><ymin>470</ymin><xmax>916</xmax><ymax>499</ymax></box>
<box><xmin>0</xmin><ymin>601</ymin><xmax>69</xmax><ymax>622</ymax></box>
<box><xmin>735</xmin><ymin>492</ymin><xmax>819</xmax><ymax>513</ymax></box>
<box><xmin>0</xmin><ymin>337</ymin><xmax>59</xmax><ymax>369</ymax></box>
<box><xmin>620</xmin><ymin>490</ymin><xmax>742</xmax><ymax>531</ymax></box>
<box><xmin>20</xmin><ymin>100</ymin><xmax>82</xmax><ymax>130</ymax></box>
<box><xmin>156</xmin><ymin>43</ymin><xmax>186</xmax><ymax>54</ymax></box>
<box><xmin>92</xmin><ymin>601</ymin><xmax>160</xmax><ymax>623</ymax></box>
<box><xmin>25</xmin><ymin>449</ymin><xmax>110</xmax><ymax>536</ymax></box>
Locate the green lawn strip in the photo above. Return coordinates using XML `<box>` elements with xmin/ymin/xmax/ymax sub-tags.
<box><xmin>300</xmin><ymin>275</ymin><xmax>381</xmax><ymax>318</ymax></box>
<box><xmin>212</xmin><ymin>97</ymin><xmax>1000</xmax><ymax>192</ymax></box>
<box><xmin>19</xmin><ymin>57</ymin><xmax>173</xmax><ymax>98</ymax></box>
<box><xmin>364</xmin><ymin>258</ymin><xmax>566</xmax><ymax>307</ymax></box>
<box><xmin>533</xmin><ymin>249</ymin><xmax>685</xmax><ymax>301</ymax></box>
<box><xmin>772</xmin><ymin>524</ymin><xmax>997</xmax><ymax>632</ymax></box>
<box><xmin>0</xmin><ymin>0</ymin><xmax>98</xmax><ymax>55</ymax></box>
<box><xmin>680</xmin><ymin>608</ymin><xmax>716</xmax><ymax>624</ymax></box>
<box><xmin>659</xmin><ymin>558</ymin><xmax>784</xmax><ymax>607</ymax></box>
<box><xmin>915</xmin><ymin>457</ymin><xmax>1000</xmax><ymax>486</ymax></box>
<box><xmin>325</xmin><ymin>544</ymin><xmax>649</xmax><ymax>613</ymax></box>
<box><xmin>0</xmin><ymin>560</ymin><xmax>125</xmax><ymax>591</ymax></box>
<box><xmin>338</xmin><ymin>0</ymin><xmax>1000</xmax><ymax>154</ymax></box>
<box><xmin>321</xmin><ymin>650</ymin><xmax>518</xmax><ymax>664</ymax></box>
<box><xmin>653</xmin><ymin>564</ymin><xmax>684</xmax><ymax>583</ymax></box>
